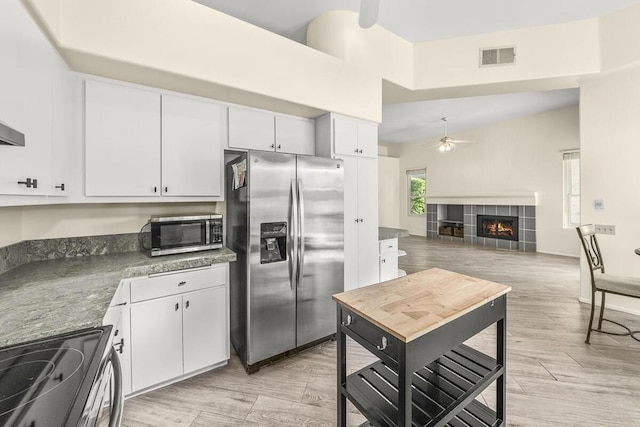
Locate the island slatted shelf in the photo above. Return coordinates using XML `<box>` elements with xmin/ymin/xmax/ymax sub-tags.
<box><xmin>333</xmin><ymin>268</ymin><xmax>511</xmax><ymax>427</ymax></box>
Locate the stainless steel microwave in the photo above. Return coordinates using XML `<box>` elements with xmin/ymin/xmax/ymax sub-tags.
<box><xmin>150</xmin><ymin>214</ymin><xmax>222</xmax><ymax>256</ymax></box>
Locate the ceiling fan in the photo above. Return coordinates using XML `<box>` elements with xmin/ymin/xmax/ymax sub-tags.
<box><xmin>434</xmin><ymin>117</ymin><xmax>475</xmax><ymax>152</ymax></box>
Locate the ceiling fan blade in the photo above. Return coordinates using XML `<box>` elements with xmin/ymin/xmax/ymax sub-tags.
<box><xmin>452</xmin><ymin>139</ymin><xmax>475</xmax><ymax>144</ymax></box>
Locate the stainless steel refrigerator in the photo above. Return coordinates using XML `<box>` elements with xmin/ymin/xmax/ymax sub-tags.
<box><xmin>225</xmin><ymin>151</ymin><xmax>344</xmax><ymax>372</ymax></box>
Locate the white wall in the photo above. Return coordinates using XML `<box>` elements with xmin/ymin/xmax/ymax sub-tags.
<box><xmin>378</xmin><ymin>156</ymin><xmax>400</xmax><ymax>228</ymax></box>
<box><xmin>0</xmin><ymin>207</ymin><xmax>23</xmax><ymax>247</ymax></box>
<box><xmin>0</xmin><ymin>202</ymin><xmax>221</xmax><ymax>247</ymax></box>
<box><xmin>580</xmin><ymin>65</ymin><xmax>640</xmax><ymax>314</ymax></box>
<box><xmin>388</xmin><ymin>106</ymin><xmax>581</xmax><ymax>257</ymax></box>
<box><xmin>413</xmin><ymin>19</ymin><xmax>600</xmax><ymax>91</ymax></box>
<box><xmin>307</xmin><ymin>11</ymin><xmax>414</xmax><ymax>88</ymax></box>
<box><xmin>24</xmin><ymin>0</ymin><xmax>382</xmax><ymax>122</ymax></box>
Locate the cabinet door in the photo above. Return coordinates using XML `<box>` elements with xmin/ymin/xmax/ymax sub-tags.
<box><xmin>342</xmin><ymin>156</ymin><xmax>359</xmax><ymax>291</ymax></box>
<box><xmin>85</xmin><ymin>80</ymin><xmax>161</xmax><ymax>196</ymax></box>
<box><xmin>130</xmin><ymin>295</ymin><xmax>183</xmax><ymax>392</ymax></box>
<box><xmin>183</xmin><ymin>286</ymin><xmax>228</xmax><ymax>373</ymax></box>
<box><xmin>0</xmin><ymin>0</ymin><xmax>54</xmax><ymax>196</ymax></box>
<box><xmin>275</xmin><ymin>116</ymin><xmax>315</xmax><ymax>155</ymax></box>
<box><xmin>333</xmin><ymin>116</ymin><xmax>358</xmax><ymax>157</ymax></box>
<box><xmin>357</xmin><ymin>120</ymin><xmax>378</xmax><ymax>159</ymax></box>
<box><xmin>379</xmin><ymin>254</ymin><xmax>399</xmax><ymax>282</ymax></box>
<box><xmin>228</xmin><ymin>107</ymin><xmax>275</xmax><ymax>151</ymax></box>
<box><xmin>357</xmin><ymin>157</ymin><xmax>380</xmax><ymax>287</ymax></box>
<box><xmin>162</xmin><ymin>95</ymin><xmax>225</xmax><ymax>196</ymax></box>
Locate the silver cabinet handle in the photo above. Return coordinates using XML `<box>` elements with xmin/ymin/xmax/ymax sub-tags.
<box><xmin>114</xmin><ymin>338</ymin><xmax>124</xmax><ymax>354</ymax></box>
<box><xmin>175</xmin><ymin>303</ymin><xmax>179</xmax><ymax>311</ymax></box>
<box><xmin>178</xmin><ymin>281</ymin><xmax>186</xmax><ymax>286</ymax></box>
<box><xmin>354</xmin><ymin>148</ymin><xmax>359</xmax><ymax>153</ymax></box>
<box><xmin>381</xmin><ymin>258</ymin><xmax>386</xmax><ymax>263</ymax></box>
<box><xmin>186</xmin><ymin>300</ymin><xmax>190</xmax><ymax>309</ymax></box>
<box><xmin>376</xmin><ymin>336</ymin><xmax>388</xmax><ymax>351</ymax></box>
<box><xmin>342</xmin><ymin>314</ymin><xmax>354</xmax><ymax>326</ymax></box>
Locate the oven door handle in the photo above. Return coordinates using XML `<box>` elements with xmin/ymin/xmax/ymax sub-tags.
<box><xmin>109</xmin><ymin>347</ymin><xmax>124</xmax><ymax>427</ymax></box>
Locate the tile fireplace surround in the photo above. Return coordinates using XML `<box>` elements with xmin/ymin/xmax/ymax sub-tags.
<box><xmin>426</xmin><ymin>204</ymin><xmax>536</xmax><ymax>252</ymax></box>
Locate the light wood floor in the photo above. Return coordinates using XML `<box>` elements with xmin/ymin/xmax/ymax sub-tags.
<box><xmin>122</xmin><ymin>236</ymin><xmax>640</xmax><ymax>426</ymax></box>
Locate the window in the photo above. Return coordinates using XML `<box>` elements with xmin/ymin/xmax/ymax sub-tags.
<box><xmin>407</xmin><ymin>169</ymin><xmax>426</xmax><ymax>216</ymax></box>
<box><xmin>563</xmin><ymin>151</ymin><xmax>580</xmax><ymax>227</ymax></box>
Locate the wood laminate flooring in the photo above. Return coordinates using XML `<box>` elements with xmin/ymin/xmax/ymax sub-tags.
<box><xmin>122</xmin><ymin>236</ymin><xmax>640</xmax><ymax>426</ymax></box>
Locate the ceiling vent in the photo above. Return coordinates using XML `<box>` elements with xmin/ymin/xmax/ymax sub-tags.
<box><xmin>479</xmin><ymin>46</ymin><xmax>516</xmax><ymax>67</ymax></box>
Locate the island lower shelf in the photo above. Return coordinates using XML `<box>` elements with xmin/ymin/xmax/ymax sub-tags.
<box><xmin>345</xmin><ymin>344</ymin><xmax>503</xmax><ymax>427</ymax></box>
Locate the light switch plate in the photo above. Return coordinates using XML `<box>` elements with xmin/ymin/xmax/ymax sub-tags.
<box><xmin>595</xmin><ymin>224</ymin><xmax>615</xmax><ymax>235</ymax></box>
<box><xmin>593</xmin><ymin>199</ymin><xmax>606</xmax><ymax>210</ymax></box>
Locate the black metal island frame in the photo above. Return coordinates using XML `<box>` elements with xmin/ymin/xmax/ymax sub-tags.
<box><xmin>333</xmin><ymin>268</ymin><xmax>511</xmax><ymax>427</ymax></box>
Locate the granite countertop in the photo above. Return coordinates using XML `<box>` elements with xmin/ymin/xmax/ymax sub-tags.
<box><xmin>0</xmin><ymin>247</ymin><xmax>236</xmax><ymax>348</ymax></box>
<box><xmin>379</xmin><ymin>227</ymin><xmax>410</xmax><ymax>240</ymax></box>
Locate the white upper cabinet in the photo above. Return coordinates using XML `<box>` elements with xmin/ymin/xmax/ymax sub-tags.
<box><xmin>85</xmin><ymin>80</ymin><xmax>161</xmax><ymax>196</ymax></box>
<box><xmin>161</xmin><ymin>94</ymin><xmax>225</xmax><ymax>197</ymax></box>
<box><xmin>333</xmin><ymin>115</ymin><xmax>378</xmax><ymax>159</ymax></box>
<box><xmin>228</xmin><ymin>107</ymin><xmax>275</xmax><ymax>152</ymax></box>
<box><xmin>275</xmin><ymin>116</ymin><xmax>315</xmax><ymax>155</ymax></box>
<box><xmin>85</xmin><ymin>80</ymin><xmax>226</xmax><ymax>199</ymax></box>
<box><xmin>0</xmin><ymin>0</ymin><xmax>58</xmax><ymax>196</ymax></box>
<box><xmin>229</xmin><ymin>106</ymin><xmax>315</xmax><ymax>155</ymax></box>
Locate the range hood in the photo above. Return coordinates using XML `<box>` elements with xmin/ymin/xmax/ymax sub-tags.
<box><xmin>0</xmin><ymin>121</ymin><xmax>25</xmax><ymax>146</ymax></box>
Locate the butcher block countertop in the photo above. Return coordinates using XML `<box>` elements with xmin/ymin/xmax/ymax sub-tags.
<box><xmin>332</xmin><ymin>268</ymin><xmax>511</xmax><ymax>343</ymax></box>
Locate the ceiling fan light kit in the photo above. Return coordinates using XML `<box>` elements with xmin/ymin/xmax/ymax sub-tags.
<box><xmin>436</xmin><ymin>117</ymin><xmax>474</xmax><ymax>152</ymax></box>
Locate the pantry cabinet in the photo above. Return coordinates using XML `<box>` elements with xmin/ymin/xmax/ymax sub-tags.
<box><xmin>316</xmin><ymin>113</ymin><xmax>379</xmax><ymax>290</ymax></box>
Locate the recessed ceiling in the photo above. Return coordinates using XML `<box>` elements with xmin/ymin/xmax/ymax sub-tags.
<box><xmin>379</xmin><ymin>89</ymin><xmax>579</xmax><ymax>144</ymax></box>
<box><xmin>194</xmin><ymin>0</ymin><xmax>640</xmax><ymax>44</ymax></box>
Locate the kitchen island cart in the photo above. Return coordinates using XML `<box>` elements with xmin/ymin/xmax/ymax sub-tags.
<box><xmin>333</xmin><ymin>268</ymin><xmax>511</xmax><ymax>427</ymax></box>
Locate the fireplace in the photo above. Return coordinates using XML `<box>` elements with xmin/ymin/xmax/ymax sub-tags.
<box><xmin>477</xmin><ymin>215</ymin><xmax>518</xmax><ymax>241</ymax></box>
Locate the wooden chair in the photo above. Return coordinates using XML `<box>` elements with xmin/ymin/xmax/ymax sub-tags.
<box><xmin>576</xmin><ymin>224</ymin><xmax>640</xmax><ymax>343</ymax></box>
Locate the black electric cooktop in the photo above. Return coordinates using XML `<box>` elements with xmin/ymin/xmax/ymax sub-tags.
<box><xmin>0</xmin><ymin>327</ymin><xmax>111</xmax><ymax>427</ymax></box>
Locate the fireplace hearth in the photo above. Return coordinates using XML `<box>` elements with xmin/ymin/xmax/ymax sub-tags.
<box><xmin>477</xmin><ymin>215</ymin><xmax>518</xmax><ymax>241</ymax></box>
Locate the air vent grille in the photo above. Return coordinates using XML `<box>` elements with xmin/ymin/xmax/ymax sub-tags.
<box><xmin>480</xmin><ymin>46</ymin><xmax>516</xmax><ymax>67</ymax></box>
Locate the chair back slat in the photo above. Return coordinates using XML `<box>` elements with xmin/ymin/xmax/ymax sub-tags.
<box><xmin>576</xmin><ymin>224</ymin><xmax>605</xmax><ymax>273</ymax></box>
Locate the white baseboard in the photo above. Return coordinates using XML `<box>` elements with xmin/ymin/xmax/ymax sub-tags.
<box><xmin>537</xmin><ymin>250</ymin><xmax>579</xmax><ymax>258</ymax></box>
<box><xmin>578</xmin><ymin>296</ymin><xmax>640</xmax><ymax>316</ymax></box>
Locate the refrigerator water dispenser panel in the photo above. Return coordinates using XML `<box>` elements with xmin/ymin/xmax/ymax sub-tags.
<box><xmin>260</xmin><ymin>222</ymin><xmax>287</xmax><ymax>264</ymax></box>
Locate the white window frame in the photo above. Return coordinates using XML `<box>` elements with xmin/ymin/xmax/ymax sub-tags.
<box><xmin>407</xmin><ymin>168</ymin><xmax>426</xmax><ymax>217</ymax></box>
<box><xmin>563</xmin><ymin>150</ymin><xmax>580</xmax><ymax>228</ymax></box>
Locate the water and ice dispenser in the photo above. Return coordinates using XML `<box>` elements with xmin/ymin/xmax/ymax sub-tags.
<box><xmin>260</xmin><ymin>222</ymin><xmax>287</xmax><ymax>264</ymax></box>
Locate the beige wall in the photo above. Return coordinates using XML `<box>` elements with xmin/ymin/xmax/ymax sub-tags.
<box><xmin>25</xmin><ymin>0</ymin><xmax>381</xmax><ymax>122</ymax></box>
<box><xmin>0</xmin><ymin>202</ymin><xmax>221</xmax><ymax>246</ymax></box>
<box><xmin>413</xmin><ymin>20</ymin><xmax>600</xmax><ymax>91</ymax></box>
<box><xmin>0</xmin><ymin>207</ymin><xmax>23</xmax><ymax>247</ymax></box>
<box><xmin>580</xmin><ymin>65</ymin><xmax>640</xmax><ymax>314</ymax></box>
<box><xmin>307</xmin><ymin>11</ymin><xmax>413</xmax><ymax>88</ymax></box>
<box><xmin>388</xmin><ymin>106</ymin><xmax>581</xmax><ymax>257</ymax></box>
<box><xmin>378</xmin><ymin>156</ymin><xmax>400</xmax><ymax>228</ymax></box>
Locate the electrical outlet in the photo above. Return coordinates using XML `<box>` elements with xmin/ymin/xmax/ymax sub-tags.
<box><xmin>595</xmin><ymin>224</ymin><xmax>616</xmax><ymax>235</ymax></box>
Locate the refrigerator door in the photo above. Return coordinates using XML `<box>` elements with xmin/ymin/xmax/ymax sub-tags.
<box><xmin>247</xmin><ymin>151</ymin><xmax>298</xmax><ymax>364</ymax></box>
<box><xmin>295</xmin><ymin>156</ymin><xmax>344</xmax><ymax>346</ymax></box>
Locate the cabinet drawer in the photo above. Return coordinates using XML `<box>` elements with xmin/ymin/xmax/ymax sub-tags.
<box><xmin>378</xmin><ymin>238</ymin><xmax>398</xmax><ymax>254</ymax></box>
<box><xmin>130</xmin><ymin>265</ymin><xmax>225</xmax><ymax>303</ymax></box>
<box><xmin>340</xmin><ymin>309</ymin><xmax>398</xmax><ymax>363</ymax></box>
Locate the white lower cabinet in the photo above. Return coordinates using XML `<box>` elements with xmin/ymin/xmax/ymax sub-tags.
<box><xmin>130</xmin><ymin>294</ymin><xmax>184</xmax><ymax>392</ymax></box>
<box><xmin>183</xmin><ymin>287</ymin><xmax>227</xmax><ymax>374</ymax></box>
<box><xmin>128</xmin><ymin>265</ymin><xmax>229</xmax><ymax>394</ymax></box>
<box><xmin>379</xmin><ymin>238</ymin><xmax>399</xmax><ymax>282</ymax></box>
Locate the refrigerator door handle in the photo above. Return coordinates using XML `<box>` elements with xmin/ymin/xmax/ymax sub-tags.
<box><xmin>289</xmin><ymin>179</ymin><xmax>298</xmax><ymax>291</ymax></box>
<box><xmin>297</xmin><ymin>178</ymin><xmax>305</xmax><ymax>289</ymax></box>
